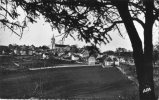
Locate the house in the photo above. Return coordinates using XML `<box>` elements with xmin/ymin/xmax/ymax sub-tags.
<box><xmin>28</xmin><ymin>45</ymin><xmax>36</xmax><ymax>55</ymax></box>
<box><xmin>42</xmin><ymin>53</ymin><xmax>49</xmax><ymax>59</ymax></box>
<box><xmin>78</xmin><ymin>49</ymin><xmax>90</xmax><ymax>62</ymax></box>
<box><xmin>19</xmin><ymin>45</ymin><xmax>28</xmax><ymax>55</ymax></box>
<box><xmin>13</xmin><ymin>48</ymin><xmax>20</xmax><ymax>55</ymax></box>
<box><xmin>0</xmin><ymin>45</ymin><xmax>10</xmax><ymax>55</ymax></box>
<box><xmin>49</xmin><ymin>44</ymin><xmax>71</xmax><ymax>56</ymax></box>
<box><xmin>102</xmin><ymin>56</ymin><xmax>119</xmax><ymax>68</ymax></box>
<box><xmin>119</xmin><ymin>57</ymin><xmax>126</xmax><ymax>63</ymax></box>
<box><xmin>88</xmin><ymin>55</ymin><xmax>96</xmax><ymax>65</ymax></box>
<box><xmin>126</xmin><ymin>58</ymin><xmax>135</xmax><ymax>65</ymax></box>
<box><xmin>20</xmin><ymin>50</ymin><xmax>27</xmax><ymax>55</ymax></box>
<box><xmin>28</xmin><ymin>50</ymin><xmax>34</xmax><ymax>55</ymax></box>
<box><xmin>103</xmin><ymin>57</ymin><xmax>113</xmax><ymax>67</ymax></box>
<box><xmin>55</xmin><ymin>44</ymin><xmax>70</xmax><ymax>53</ymax></box>
<box><xmin>71</xmin><ymin>54</ymin><xmax>80</xmax><ymax>61</ymax></box>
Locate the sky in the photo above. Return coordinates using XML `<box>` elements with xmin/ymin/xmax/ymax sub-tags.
<box><xmin>0</xmin><ymin>16</ymin><xmax>159</xmax><ymax>52</ymax></box>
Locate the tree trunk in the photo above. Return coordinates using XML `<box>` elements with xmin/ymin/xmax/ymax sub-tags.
<box><xmin>142</xmin><ymin>0</ymin><xmax>156</xmax><ymax>99</ymax></box>
<box><xmin>112</xmin><ymin>1</ymin><xmax>156</xmax><ymax>100</ymax></box>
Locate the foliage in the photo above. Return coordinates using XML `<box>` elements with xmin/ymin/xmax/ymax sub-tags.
<box><xmin>153</xmin><ymin>50</ymin><xmax>159</xmax><ymax>65</ymax></box>
<box><xmin>1</xmin><ymin>0</ymin><xmax>159</xmax><ymax>45</ymax></box>
<box><xmin>0</xmin><ymin>0</ymin><xmax>38</xmax><ymax>37</ymax></box>
<box><xmin>116</xmin><ymin>48</ymin><xmax>127</xmax><ymax>53</ymax></box>
<box><xmin>153</xmin><ymin>42</ymin><xmax>159</xmax><ymax>63</ymax></box>
<box><xmin>103</xmin><ymin>50</ymin><xmax>115</xmax><ymax>55</ymax></box>
<box><xmin>41</xmin><ymin>45</ymin><xmax>49</xmax><ymax>50</ymax></box>
<box><xmin>1</xmin><ymin>0</ymin><xmax>158</xmax><ymax>44</ymax></box>
<box><xmin>84</xmin><ymin>45</ymin><xmax>100</xmax><ymax>57</ymax></box>
<box><xmin>1</xmin><ymin>0</ymin><xmax>159</xmax><ymax>99</ymax></box>
<box><xmin>70</xmin><ymin>45</ymin><xmax>78</xmax><ymax>53</ymax></box>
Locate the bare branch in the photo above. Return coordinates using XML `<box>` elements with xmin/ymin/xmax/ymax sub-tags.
<box><xmin>104</xmin><ymin>20</ymin><xmax>123</xmax><ymax>31</ymax></box>
<box><xmin>1</xmin><ymin>21</ymin><xmax>21</xmax><ymax>37</ymax></box>
<box><xmin>0</xmin><ymin>6</ymin><xmax>14</xmax><ymax>19</ymax></box>
<box><xmin>116</xmin><ymin>24</ymin><xmax>124</xmax><ymax>38</ymax></box>
<box><xmin>132</xmin><ymin>18</ymin><xmax>145</xmax><ymax>28</ymax></box>
<box><xmin>0</xmin><ymin>19</ymin><xmax>25</xmax><ymax>37</ymax></box>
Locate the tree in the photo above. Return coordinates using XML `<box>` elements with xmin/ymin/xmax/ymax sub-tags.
<box><xmin>116</xmin><ymin>47</ymin><xmax>127</xmax><ymax>53</ymax></box>
<box><xmin>153</xmin><ymin>42</ymin><xmax>159</xmax><ymax>65</ymax></box>
<box><xmin>0</xmin><ymin>0</ymin><xmax>37</xmax><ymax>37</ymax></box>
<box><xmin>153</xmin><ymin>49</ymin><xmax>158</xmax><ymax>65</ymax></box>
<box><xmin>70</xmin><ymin>45</ymin><xmax>78</xmax><ymax>53</ymax></box>
<box><xmin>116</xmin><ymin>47</ymin><xmax>127</xmax><ymax>62</ymax></box>
<box><xmin>41</xmin><ymin>45</ymin><xmax>49</xmax><ymax>50</ymax></box>
<box><xmin>84</xmin><ymin>45</ymin><xmax>100</xmax><ymax>57</ymax></box>
<box><xmin>1</xmin><ymin>0</ymin><xmax>159</xmax><ymax>100</ymax></box>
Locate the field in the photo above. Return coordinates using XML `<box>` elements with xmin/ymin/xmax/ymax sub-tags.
<box><xmin>0</xmin><ymin>55</ymin><xmax>77</xmax><ymax>71</ymax></box>
<box><xmin>0</xmin><ymin>65</ymin><xmax>136</xmax><ymax>99</ymax></box>
<box><xmin>1</xmin><ymin>55</ymin><xmax>159</xmax><ymax>99</ymax></box>
<box><xmin>118</xmin><ymin>63</ymin><xmax>159</xmax><ymax>98</ymax></box>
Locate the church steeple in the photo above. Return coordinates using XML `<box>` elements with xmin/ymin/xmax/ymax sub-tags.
<box><xmin>51</xmin><ymin>34</ymin><xmax>55</xmax><ymax>49</ymax></box>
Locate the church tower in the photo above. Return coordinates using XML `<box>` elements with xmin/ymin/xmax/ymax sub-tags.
<box><xmin>51</xmin><ymin>34</ymin><xmax>55</xmax><ymax>50</ymax></box>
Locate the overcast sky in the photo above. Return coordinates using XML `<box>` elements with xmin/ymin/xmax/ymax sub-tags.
<box><xmin>0</xmin><ymin>16</ymin><xmax>159</xmax><ymax>52</ymax></box>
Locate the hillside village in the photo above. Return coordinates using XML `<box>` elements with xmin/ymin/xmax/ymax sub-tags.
<box><xmin>2</xmin><ymin>42</ymin><xmax>159</xmax><ymax>99</ymax></box>
<box><xmin>0</xmin><ymin>35</ymin><xmax>135</xmax><ymax>68</ymax></box>
<box><xmin>2</xmin><ymin>41</ymin><xmax>159</xmax><ymax>99</ymax></box>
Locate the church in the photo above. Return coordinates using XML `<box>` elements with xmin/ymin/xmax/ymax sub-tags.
<box><xmin>51</xmin><ymin>35</ymin><xmax>71</xmax><ymax>54</ymax></box>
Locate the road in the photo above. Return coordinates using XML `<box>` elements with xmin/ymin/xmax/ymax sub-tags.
<box><xmin>29</xmin><ymin>64</ymin><xmax>101</xmax><ymax>70</ymax></box>
<box><xmin>0</xmin><ymin>65</ymin><xmax>137</xmax><ymax>99</ymax></box>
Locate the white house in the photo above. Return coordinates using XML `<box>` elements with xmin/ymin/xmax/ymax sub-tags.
<box><xmin>119</xmin><ymin>57</ymin><xmax>126</xmax><ymax>63</ymax></box>
<box><xmin>20</xmin><ymin>50</ymin><xmax>27</xmax><ymax>55</ymax></box>
<box><xmin>71</xmin><ymin>54</ymin><xmax>80</xmax><ymax>61</ymax></box>
<box><xmin>42</xmin><ymin>53</ymin><xmax>49</xmax><ymax>59</ymax></box>
<box><xmin>102</xmin><ymin>56</ymin><xmax>119</xmax><ymax>68</ymax></box>
<box><xmin>88</xmin><ymin>56</ymin><xmax>96</xmax><ymax>65</ymax></box>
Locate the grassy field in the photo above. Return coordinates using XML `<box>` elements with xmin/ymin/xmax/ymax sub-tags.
<box><xmin>0</xmin><ymin>55</ymin><xmax>77</xmax><ymax>71</ymax></box>
<box><xmin>0</xmin><ymin>66</ymin><xmax>136</xmax><ymax>99</ymax></box>
<box><xmin>119</xmin><ymin>63</ymin><xmax>159</xmax><ymax>98</ymax></box>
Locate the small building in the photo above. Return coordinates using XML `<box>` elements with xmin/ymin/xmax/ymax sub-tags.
<box><xmin>79</xmin><ymin>50</ymin><xmax>89</xmax><ymax>62</ymax></box>
<box><xmin>71</xmin><ymin>54</ymin><xmax>80</xmax><ymax>61</ymax></box>
<box><xmin>28</xmin><ymin>49</ymin><xmax>36</xmax><ymax>55</ymax></box>
<box><xmin>28</xmin><ymin>50</ymin><xmax>33</xmax><ymax>55</ymax></box>
<box><xmin>20</xmin><ymin>50</ymin><xmax>27</xmax><ymax>55</ymax></box>
<box><xmin>0</xmin><ymin>45</ymin><xmax>10</xmax><ymax>55</ymax></box>
<box><xmin>102</xmin><ymin>56</ymin><xmax>119</xmax><ymax>68</ymax></box>
<box><xmin>28</xmin><ymin>45</ymin><xmax>36</xmax><ymax>55</ymax></box>
<box><xmin>103</xmin><ymin>57</ymin><xmax>113</xmax><ymax>67</ymax></box>
<box><xmin>88</xmin><ymin>56</ymin><xmax>96</xmax><ymax>65</ymax></box>
<box><xmin>126</xmin><ymin>58</ymin><xmax>135</xmax><ymax>65</ymax></box>
<box><xmin>119</xmin><ymin>57</ymin><xmax>126</xmax><ymax>63</ymax></box>
<box><xmin>14</xmin><ymin>49</ymin><xmax>20</xmax><ymax>55</ymax></box>
<box><xmin>42</xmin><ymin>53</ymin><xmax>49</xmax><ymax>59</ymax></box>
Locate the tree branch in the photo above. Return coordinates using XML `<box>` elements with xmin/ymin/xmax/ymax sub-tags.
<box><xmin>0</xmin><ymin>19</ymin><xmax>25</xmax><ymax>37</ymax></box>
<box><xmin>0</xmin><ymin>6</ymin><xmax>14</xmax><ymax>19</ymax></box>
<box><xmin>104</xmin><ymin>20</ymin><xmax>123</xmax><ymax>31</ymax></box>
<box><xmin>1</xmin><ymin>22</ymin><xmax>21</xmax><ymax>37</ymax></box>
<box><xmin>132</xmin><ymin>18</ymin><xmax>145</xmax><ymax>28</ymax></box>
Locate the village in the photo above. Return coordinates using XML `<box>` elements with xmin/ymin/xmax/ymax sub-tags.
<box><xmin>0</xmin><ymin>35</ymin><xmax>135</xmax><ymax>69</ymax></box>
<box><xmin>1</xmin><ymin>38</ymin><xmax>159</xmax><ymax>100</ymax></box>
